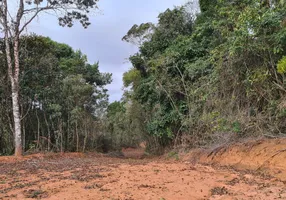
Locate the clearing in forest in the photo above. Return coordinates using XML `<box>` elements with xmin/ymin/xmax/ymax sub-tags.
<box><xmin>1</xmin><ymin>147</ymin><xmax>286</xmax><ymax>200</ymax></box>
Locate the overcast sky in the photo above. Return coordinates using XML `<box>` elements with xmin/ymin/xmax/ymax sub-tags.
<box><xmin>28</xmin><ymin>0</ymin><xmax>189</xmax><ymax>102</ymax></box>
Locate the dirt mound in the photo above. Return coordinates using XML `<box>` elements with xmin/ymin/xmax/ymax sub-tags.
<box><xmin>184</xmin><ymin>138</ymin><xmax>286</xmax><ymax>181</ymax></box>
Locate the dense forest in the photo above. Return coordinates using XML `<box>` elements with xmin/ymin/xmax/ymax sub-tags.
<box><xmin>0</xmin><ymin>36</ymin><xmax>111</xmax><ymax>154</ymax></box>
<box><xmin>1</xmin><ymin>0</ymin><xmax>286</xmax><ymax>155</ymax></box>
<box><xmin>107</xmin><ymin>0</ymin><xmax>286</xmax><ymax>153</ymax></box>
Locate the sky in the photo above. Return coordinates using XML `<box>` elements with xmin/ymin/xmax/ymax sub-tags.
<box><xmin>28</xmin><ymin>0</ymin><xmax>189</xmax><ymax>102</ymax></box>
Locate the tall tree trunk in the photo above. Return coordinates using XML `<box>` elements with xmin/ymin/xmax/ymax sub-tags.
<box><xmin>13</xmin><ymin>27</ymin><xmax>22</xmax><ymax>157</ymax></box>
<box><xmin>3</xmin><ymin>20</ymin><xmax>21</xmax><ymax>156</ymax></box>
<box><xmin>2</xmin><ymin>0</ymin><xmax>23</xmax><ymax>157</ymax></box>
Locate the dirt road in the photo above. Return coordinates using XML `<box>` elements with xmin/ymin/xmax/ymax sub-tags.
<box><xmin>0</xmin><ymin>150</ymin><xmax>286</xmax><ymax>200</ymax></box>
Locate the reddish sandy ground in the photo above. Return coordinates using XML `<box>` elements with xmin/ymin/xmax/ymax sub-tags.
<box><xmin>1</xmin><ymin>142</ymin><xmax>286</xmax><ymax>200</ymax></box>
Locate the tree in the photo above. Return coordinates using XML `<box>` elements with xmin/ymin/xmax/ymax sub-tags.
<box><xmin>120</xmin><ymin>0</ymin><xmax>286</xmax><ymax>151</ymax></box>
<box><xmin>0</xmin><ymin>0</ymin><xmax>99</xmax><ymax>156</ymax></box>
<box><xmin>122</xmin><ymin>22</ymin><xmax>154</xmax><ymax>46</ymax></box>
<box><xmin>0</xmin><ymin>35</ymin><xmax>111</xmax><ymax>154</ymax></box>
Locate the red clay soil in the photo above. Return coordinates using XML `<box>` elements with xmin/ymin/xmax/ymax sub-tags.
<box><xmin>184</xmin><ymin>138</ymin><xmax>286</xmax><ymax>182</ymax></box>
<box><xmin>1</xmin><ymin>139</ymin><xmax>286</xmax><ymax>200</ymax></box>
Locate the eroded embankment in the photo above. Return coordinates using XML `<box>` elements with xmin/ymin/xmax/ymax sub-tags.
<box><xmin>183</xmin><ymin>138</ymin><xmax>286</xmax><ymax>181</ymax></box>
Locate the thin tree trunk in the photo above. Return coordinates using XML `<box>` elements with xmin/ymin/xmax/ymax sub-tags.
<box><xmin>44</xmin><ymin>112</ymin><xmax>51</xmax><ymax>151</ymax></box>
<box><xmin>83</xmin><ymin>122</ymin><xmax>88</xmax><ymax>152</ymax></box>
<box><xmin>22</xmin><ymin>119</ymin><xmax>25</xmax><ymax>153</ymax></box>
<box><xmin>36</xmin><ymin>109</ymin><xmax>40</xmax><ymax>150</ymax></box>
<box><xmin>67</xmin><ymin>112</ymin><xmax>70</xmax><ymax>150</ymax></box>
<box><xmin>51</xmin><ymin>118</ymin><xmax>60</xmax><ymax>152</ymax></box>
<box><xmin>76</xmin><ymin>120</ymin><xmax>79</xmax><ymax>152</ymax></box>
<box><xmin>59</xmin><ymin>119</ymin><xmax>63</xmax><ymax>153</ymax></box>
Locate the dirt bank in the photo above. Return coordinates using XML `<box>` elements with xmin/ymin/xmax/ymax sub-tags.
<box><xmin>184</xmin><ymin>138</ymin><xmax>286</xmax><ymax>182</ymax></box>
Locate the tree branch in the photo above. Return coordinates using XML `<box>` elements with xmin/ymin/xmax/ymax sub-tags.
<box><xmin>19</xmin><ymin>3</ymin><xmax>81</xmax><ymax>34</ymax></box>
<box><xmin>19</xmin><ymin>6</ymin><xmax>54</xmax><ymax>34</ymax></box>
<box><xmin>15</xmin><ymin>0</ymin><xmax>25</xmax><ymax>36</ymax></box>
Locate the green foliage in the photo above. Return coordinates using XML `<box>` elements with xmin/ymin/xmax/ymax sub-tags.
<box><xmin>123</xmin><ymin>69</ymin><xmax>141</xmax><ymax>87</ymax></box>
<box><xmin>232</xmin><ymin>121</ymin><xmax>242</xmax><ymax>134</ymax></box>
<box><xmin>199</xmin><ymin>0</ymin><xmax>218</xmax><ymax>11</ymax></box>
<box><xmin>277</xmin><ymin>57</ymin><xmax>286</xmax><ymax>74</ymax></box>
<box><xmin>117</xmin><ymin>0</ymin><xmax>286</xmax><ymax>151</ymax></box>
<box><xmin>0</xmin><ymin>35</ymin><xmax>111</xmax><ymax>154</ymax></box>
<box><xmin>105</xmin><ymin>100</ymin><xmax>146</xmax><ymax>150</ymax></box>
<box><xmin>167</xmin><ymin>151</ymin><xmax>179</xmax><ymax>160</ymax></box>
<box><xmin>107</xmin><ymin>101</ymin><xmax>125</xmax><ymax>117</ymax></box>
<box><xmin>1</xmin><ymin>0</ymin><xmax>285</xmax><ymax>155</ymax></box>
